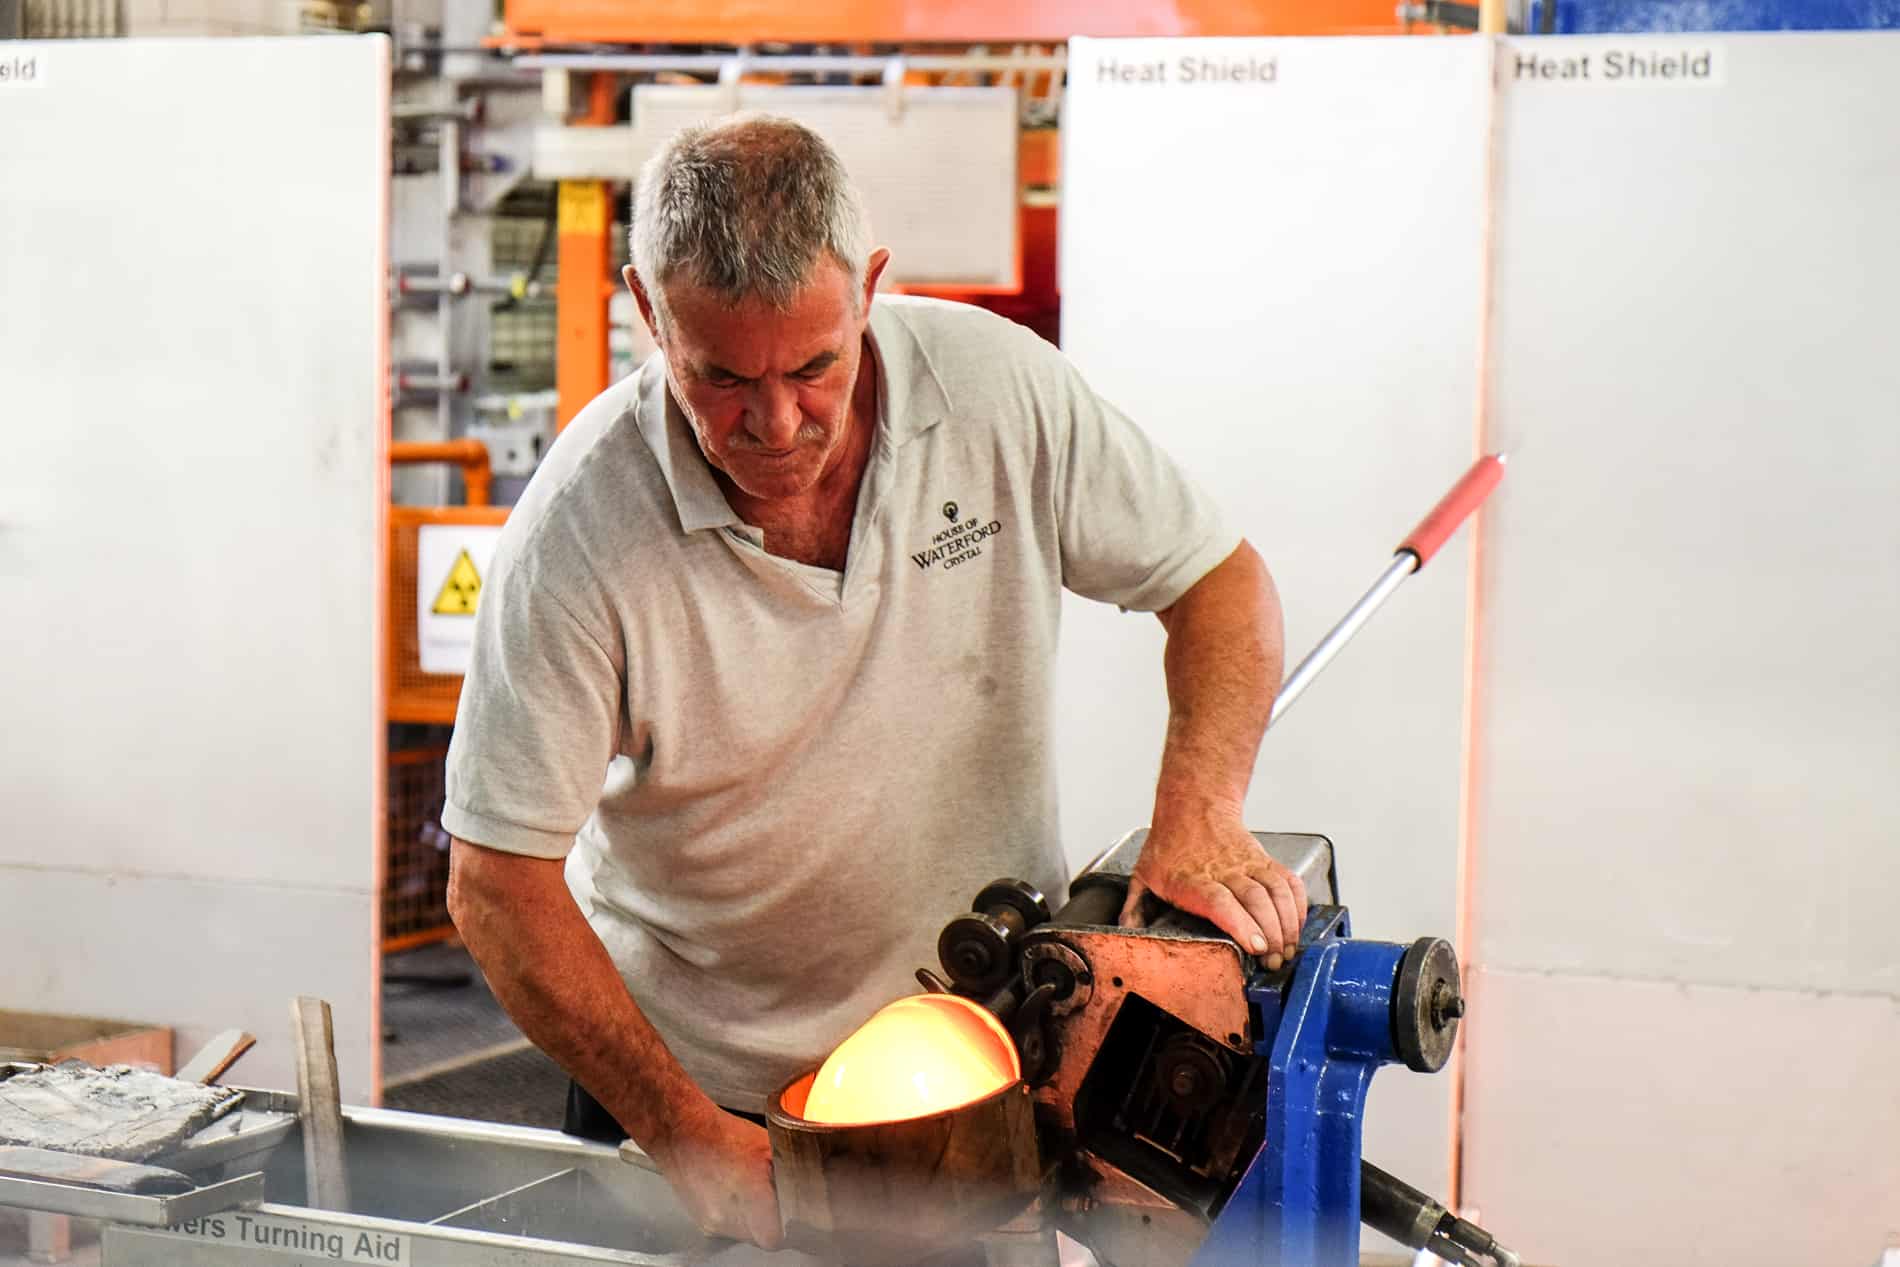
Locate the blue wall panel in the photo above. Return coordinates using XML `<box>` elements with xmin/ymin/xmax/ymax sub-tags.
<box><xmin>1533</xmin><ymin>0</ymin><xmax>1900</xmax><ymax>32</ymax></box>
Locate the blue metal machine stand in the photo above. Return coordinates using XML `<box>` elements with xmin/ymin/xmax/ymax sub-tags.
<box><xmin>1189</xmin><ymin>912</ymin><xmax>1410</xmax><ymax>1267</ymax></box>
<box><xmin>1185</xmin><ymin>909</ymin><xmax>1512</xmax><ymax>1267</ymax></box>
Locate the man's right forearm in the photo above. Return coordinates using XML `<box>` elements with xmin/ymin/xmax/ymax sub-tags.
<box><xmin>446</xmin><ymin>837</ymin><xmax>706</xmax><ymax>1152</ymax></box>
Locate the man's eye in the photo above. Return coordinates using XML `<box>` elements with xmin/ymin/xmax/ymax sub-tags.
<box><xmin>706</xmin><ymin>374</ymin><xmax>739</xmax><ymax>389</ymax></box>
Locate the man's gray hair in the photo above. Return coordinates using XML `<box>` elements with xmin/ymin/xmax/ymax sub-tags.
<box><xmin>631</xmin><ymin>114</ymin><xmax>872</xmax><ymax>319</ymax></box>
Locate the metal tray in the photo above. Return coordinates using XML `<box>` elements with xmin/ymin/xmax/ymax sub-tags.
<box><xmin>0</xmin><ymin>1168</ymin><xmax>263</xmax><ymax>1226</ymax></box>
<box><xmin>0</xmin><ymin>1063</ymin><xmax>279</xmax><ymax>1224</ymax></box>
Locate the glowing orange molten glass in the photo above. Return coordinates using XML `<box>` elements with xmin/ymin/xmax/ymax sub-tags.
<box><xmin>801</xmin><ymin>994</ymin><xmax>1021</xmax><ymax>1126</ymax></box>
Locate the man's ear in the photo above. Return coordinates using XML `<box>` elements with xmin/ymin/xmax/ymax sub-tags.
<box><xmin>624</xmin><ymin>265</ymin><xmax>662</xmax><ymax>339</ymax></box>
<box><xmin>860</xmin><ymin>248</ymin><xmax>892</xmax><ymax>316</ymax></box>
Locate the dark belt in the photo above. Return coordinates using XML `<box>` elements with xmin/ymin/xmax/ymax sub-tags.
<box><xmin>562</xmin><ymin>1079</ymin><xmax>765</xmax><ymax>1142</ymax></box>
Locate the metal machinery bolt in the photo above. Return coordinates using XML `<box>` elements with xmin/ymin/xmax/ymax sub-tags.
<box><xmin>1020</xmin><ymin>941</ymin><xmax>1093</xmax><ymax>1015</ymax></box>
<box><xmin>1430</xmin><ymin>981</ymin><xmax>1466</xmax><ymax>1027</ymax></box>
<box><xmin>1153</xmin><ymin>1033</ymin><xmax>1230</xmax><ymax>1113</ymax></box>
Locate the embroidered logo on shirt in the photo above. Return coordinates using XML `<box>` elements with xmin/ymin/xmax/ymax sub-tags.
<box><xmin>911</xmin><ymin>507</ymin><xmax>1005</xmax><ymax>573</ymax></box>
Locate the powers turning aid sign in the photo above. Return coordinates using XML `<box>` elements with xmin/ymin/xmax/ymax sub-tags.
<box><xmin>416</xmin><ymin>524</ymin><xmax>503</xmax><ymax>675</ymax></box>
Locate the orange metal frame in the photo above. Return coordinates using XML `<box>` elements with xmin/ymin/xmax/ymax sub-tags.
<box><xmin>381</xmin><ymin>449</ymin><xmax>503</xmax><ymax>955</ymax></box>
<box><xmin>384</xmin><ymin>445</ymin><xmax>506</xmax><ymax>724</ymax></box>
<box><xmin>386</xmin><ymin>504</ymin><xmax>509</xmax><ymax>725</ymax></box>
<box><xmin>504</xmin><ymin>0</ymin><xmax>1411</xmax><ymax>44</ymax></box>
<box><xmin>556</xmin><ymin>74</ymin><xmax>621</xmax><ymax>432</ymax></box>
<box><xmin>382</xmin><ymin>927</ymin><xmax>459</xmax><ymax>954</ymax></box>
<box><xmin>381</xmin><ymin>744</ymin><xmax>458</xmax><ymax>955</ymax></box>
<box><xmin>391</xmin><ymin>438</ymin><xmax>494</xmax><ymax>507</ymax></box>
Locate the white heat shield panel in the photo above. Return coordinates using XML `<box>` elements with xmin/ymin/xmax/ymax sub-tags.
<box><xmin>1461</xmin><ymin>968</ymin><xmax>1900</xmax><ymax>1267</ymax></box>
<box><xmin>1058</xmin><ymin>36</ymin><xmax>1493</xmax><ymax>1246</ymax></box>
<box><xmin>1476</xmin><ymin>29</ymin><xmax>1900</xmax><ymax>998</ymax></box>
<box><xmin>1464</xmin><ymin>30</ymin><xmax>1900</xmax><ymax>1267</ymax></box>
<box><xmin>0</xmin><ymin>37</ymin><xmax>387</xmax><ymax>1100</ymax></box>
<box><xmin>536</xmin><ymin>83</ymin><xmax>1020</xmax><ymax>289</ymax></box>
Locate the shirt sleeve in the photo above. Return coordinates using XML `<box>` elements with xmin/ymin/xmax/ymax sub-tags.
<box><xmin>441</xmin><ymin>525</ymin><xmax>624</xmax><ymax>859</ymax></box>
<box><xmin>1051</xmin><ymin>358</ymin><xmax>1239</xmax><ymax>612</ymax></box>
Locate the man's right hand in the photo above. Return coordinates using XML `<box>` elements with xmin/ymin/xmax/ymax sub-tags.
<box><xmin>647</xmin><ymin>1097</ymin><xmax>783</xmax><ymax>1249</ymax></box>
<box><xmin>446</xmin><ymin>841</ymin><xmax>781</xmax><ymax>1247</ymax></box>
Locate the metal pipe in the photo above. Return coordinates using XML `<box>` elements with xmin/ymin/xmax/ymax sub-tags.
<box><xmin>393</xmin><ymin>101</ymin><xmax>479</xmax><ymax>123</ymax></box>
<box><xmin>1269</xmin><ymin>553</ymin><xmax>1416</xmax><ymax>727</ymax></box>
<box><xmin>390</xmin><ymin>439</ymin><xmax>492</xmax><ymax>508</ymax></box>
<box><xmin>1268</xmin><ymin>454</ymin><xmax>1506</xmax><ymax>728</ymax></box>
<box><xmin>393</xmin><ymin>372</ymin><xmax>472</xmax><ymax>401</ymax></box>
<box><xmin>435</xmin><ymin>113</ymin><xmax>460</xmax><ymax>443</ymax></box>
<box><xmin>397</xmin><ymin>272</ymin><xmax>469</xmax><ymax>297</ymax></box>
<box><xmin>395</xmin><ymin>271</ymin><xmax>547</xmax><ymax>300</ymax></box>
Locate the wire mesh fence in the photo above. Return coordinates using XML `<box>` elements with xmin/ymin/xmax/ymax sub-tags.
<box><xmin>384</xmin><ymin>745</ymin><xmax>453</xmax><ymax>951</ymax></box>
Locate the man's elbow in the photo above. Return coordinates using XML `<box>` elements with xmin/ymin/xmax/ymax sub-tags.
<box><xmin>1221</xmin><ymin>538</ymin><xmax>1270</xmax><ymax>588</ymax></box>
<box><xmin>448</xmin><ymin>837</ymin><xmax>570</xmax><ymax>942</ymax></box>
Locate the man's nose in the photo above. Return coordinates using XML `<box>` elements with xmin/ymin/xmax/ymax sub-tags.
<box><xmin>746</xmin><ymin>379</ymin><xmax>801</xmax><ymax>448</ymax></box>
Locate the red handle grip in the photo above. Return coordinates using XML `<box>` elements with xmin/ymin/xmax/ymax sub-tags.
<box><xmin>1398</xmin><ymin>453</ymin><xmax>1506</xmax><ymax>567</ymax></box>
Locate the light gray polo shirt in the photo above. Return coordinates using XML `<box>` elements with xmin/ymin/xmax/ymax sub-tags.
<box><xmin>443</xmin><ymin>295</ymin><xmax>1236</xmax><ymax>1111</ymax></box>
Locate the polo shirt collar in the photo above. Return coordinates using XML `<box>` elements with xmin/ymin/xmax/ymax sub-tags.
<box><xmin>868</xmin><ymin>299</ymin><xmax>953</xmax><ymax>446</ymax></box>
<box><xmin>634</xmin><ymin>357</ymin><xmax>744</xmax><ymax>536</ymax></box>
<box><xmin>634</xmin><ymin>297</ymin><xmax>954</xmax><ymax>535</ymax></box>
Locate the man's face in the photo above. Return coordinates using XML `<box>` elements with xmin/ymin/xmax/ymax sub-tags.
<box><xmin>631</xmin><ymin>253</ymin><xmax>886</xmax><ymax>505</ymax></box>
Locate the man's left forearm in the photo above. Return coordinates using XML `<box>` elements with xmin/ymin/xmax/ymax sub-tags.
<box><xmin>1153</xmin><ymin>540</ymin><xmax>1283</xmax><ymax>818</ymax></box>
<box><xmin>1130</xmin><ymin>540</ymin><xmax>1308</xmax><ymax>960</ymax></box>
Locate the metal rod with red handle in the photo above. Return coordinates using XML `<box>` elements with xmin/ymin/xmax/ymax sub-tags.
<box><xmin>1267</xmin><ymin>454</ymin><xmax>1506</xmax><ymax>728</ymax></box>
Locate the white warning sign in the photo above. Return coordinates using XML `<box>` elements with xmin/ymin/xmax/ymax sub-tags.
<box><xmin>416</xmin><ymin>524</ymin><xmax>503</xmax><ymax>675</ymax></box>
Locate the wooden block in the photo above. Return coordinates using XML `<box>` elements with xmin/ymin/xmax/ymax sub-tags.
<box><xmin>291</xmin><ymin>997</ymin><xmax>350</xmax><ymax>1212</ymax></box>
<box><xmin>0</xmin><ymin>1010</ymin><xmax>173</xmax><ymax>1075</ymax></box>
<box><xmin>176</xmin><ymin>1030</ymin><xmax>256</xmax><ymax>1086</ymax></box>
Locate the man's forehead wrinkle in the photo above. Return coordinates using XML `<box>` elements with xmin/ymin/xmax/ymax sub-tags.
<box><xmin>689</xmin><ymin>335</ymin><xmax>845</xmax><ymax>381</ymax></box>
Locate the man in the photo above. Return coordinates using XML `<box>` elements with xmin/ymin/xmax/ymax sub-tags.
<box><xmin>443</xmin><ymin>114</ymin><xmax>1306</xmax><ymax>1250</ymax></box>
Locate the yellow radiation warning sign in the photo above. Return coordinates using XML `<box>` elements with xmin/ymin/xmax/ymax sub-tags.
<box><xmin>417</xmin><ymin>525</ymin><xmax>503</xmax><ymax>674</ymax></box>
<box><xmin>430</xmin><ymin>548</ymin><xmax>483</xmax><ymax>616</ymax></box>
